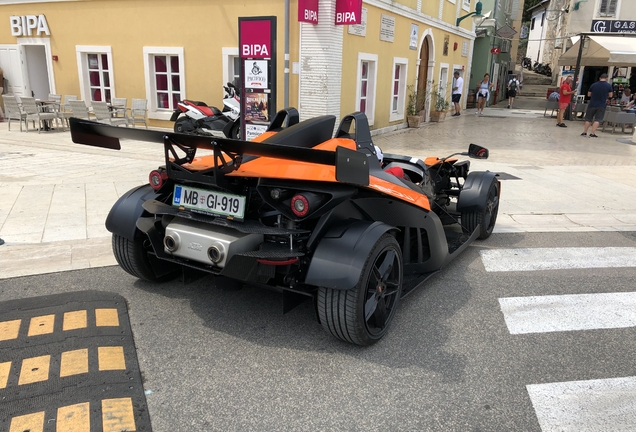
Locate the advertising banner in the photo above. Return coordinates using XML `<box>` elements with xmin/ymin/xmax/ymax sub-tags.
<box><xmin>335</xmin><ymin>0</ymin><xmax>362</xmax><ymax>25</ymax></box>
<box><xmin>298</xmin><ymin>0</ymin><xmax>318</xmax><ymax>24</ymax></box>
<box><xmin>238</xmin><ymin>16</ymin><xmax>277</xmax><ymax>141</ymax></box>
<box><xmin>591</xmin><ymin>19</ymin><xmax>636</xmax><ymax>33</ymax></box>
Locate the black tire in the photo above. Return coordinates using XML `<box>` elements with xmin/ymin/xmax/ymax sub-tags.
<box><xmin>461</xmin><ymin>179</ymin><xmax>500</xmax><ymax>240</ymax></box>
<box><xmin>174</xmin><ymin>117</ymin><xmax>194</xmax><ymax>134</ymax></box>
<box><xmin>112</xmin><ymin>234</ymin><xmax>177</xmax><ymax>282</ymax></box>
<box><xmin>317</xmin><ymin>234</ymin><xmax>403</xmax><ymax>346</ymax></box>
<box><xmin>229</xmin><ymin>123</ymin><xmax>240</xmax><ymax>140</ymax></box>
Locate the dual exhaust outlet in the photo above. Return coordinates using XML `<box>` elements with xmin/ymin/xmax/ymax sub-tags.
<box><xmin>164</xmin><ymin>235</ymin><xmax>224</xmax><ymax>264</ymax></box>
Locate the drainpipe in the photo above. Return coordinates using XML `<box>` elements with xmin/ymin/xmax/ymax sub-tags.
<box><xmin>284</xmin><ymin>0</ymin><xmax>290</xmax><ymax>108</ymax></box>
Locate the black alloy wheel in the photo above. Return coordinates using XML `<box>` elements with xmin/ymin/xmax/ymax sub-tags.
<box><xmin>318</xmin><ymin>234</ymin><xmax>403</xmax><ymax>346</ymax></box>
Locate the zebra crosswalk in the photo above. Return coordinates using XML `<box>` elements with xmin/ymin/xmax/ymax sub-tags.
<box><xmin>480</xmin><ymin>246</ymin><xmax>636</xmax><ymax>432</ymax></box>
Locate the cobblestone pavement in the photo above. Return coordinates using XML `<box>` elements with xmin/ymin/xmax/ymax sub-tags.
<box><xmin>1</xmin><ymin>106</ymin><xmax>635</xmax><ymax>279</ymax></box>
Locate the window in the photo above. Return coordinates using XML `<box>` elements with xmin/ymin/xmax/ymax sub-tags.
<box><xmin>356</xmin><ymin>53</ymin><xmax>378</xmax><ymax>125</ymax></box>
<box><xmin>599</xmin><ymin>0</ymin><xmax>618</xmax><ymax>16</ymax></box>
<box><xmin>222</xmin><ymin>47</ymin><xmax>240</xmax><ymax>87</ymax></box>
<box><xmin>87</xmin><ymin>53</ymin><xmax>111</xmax><ymax>102</ymax></box>
<box><xmin>541</xmin><ymin>12</ymin><xmax>545</xmax><ymax>27</ymax></box>
<box><xmin>143</xmin><ymin>47</ymin><xmax>185</xmax><ymax>120</ymax></box>
<box><xmin>531</xmin><ymin>18</ymin><xmax>535</xmax><ymax>30</ymax></box>
<box><xmin>390</xmin><ymin>58</ymin><xmax>408</xmax><ymax>122</ymax></box>
<box><xmin>462</xmin><ymin>0</ymin><xmax>471</xmax><ymax>11</ymax></box>
<box><xmin>76</xmin><ymin>46</ymin><xmax>115</xmax><ymax>103</ymax></box>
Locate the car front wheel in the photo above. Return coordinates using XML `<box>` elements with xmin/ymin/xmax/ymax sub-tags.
<box><xmin>462</xmin><ymin>179</ymin><xmax>500</xmax><ymax>240</ymax></box>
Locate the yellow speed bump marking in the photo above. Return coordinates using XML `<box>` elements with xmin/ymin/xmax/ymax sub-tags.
<box><xmin>95</xmin><ymin>308</ymin><xmax>119</xmax><ymax>327</ymax></box>
<box><xmin>102</xmin><ymin>397</ymin><xmax>136</xmax><ymax>432</ymax></box>
<box><xmin>98</xmin><ymin>346</ymin><xmax>126</xmax><ymax>371</ymax></box>
<box><xmin>63</xmin><ymin>310</ymin><xmax>88</xmax><ymax>331</ymax></box>
<box><xmin>0</xmin><ymin>361</ymin><xmax>11</xmax><ymax>389</ymax></box>
<box><xmin>18</xmin><ymin>355</ymin><xmax>51</xmax><ymax>385</ymax></box>
<box><xmin>58</xmin><ymin>402</ymin><xmax>90</xmax><ymax>432</ymax></box>
<box><xmin>0</xmin><ymin>319</ymin><xmax>21</xmax><ymax>341</ymax></box>
<box><xmin>9</xmin><ymin>411</ymin><xmax>44</xmax><ymax>432</ymax></box>
<box><xmin>27</xmin><ymin>314</ymin><xmax>55</xmax><ymax>336</ymax></box>
<box><xmin>60</xmin><ymin>348</ymin><xmax>89</xmax><ymax>377</ymax></box>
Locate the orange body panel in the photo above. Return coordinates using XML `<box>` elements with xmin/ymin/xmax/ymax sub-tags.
<box><xmin>170</xmin><ymin>137</ymin><xmax>431</xmax><ymax>211</ymax></box>
<box><xmin>425</xmin><ymin>157</ymin><xmax>457</xmax><ymax>167</ymax></box>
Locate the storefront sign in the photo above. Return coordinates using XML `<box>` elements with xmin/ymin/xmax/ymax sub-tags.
<box><xmin>335</xmin><ymin>0</ymin><xmax>362</xmax><ymax>25</ymax></box>
<box><xmin>591</xmin><ymin>19</ymin><xmax>636</xmax><ymax>33</ymax></box>
<box><xmin>239</xmin><ymin>19</ymin><xmax>272</xmax><ymax>59</ymax></box>
<box><xmin>238</xmin><ymin>16</ymin><xmax>277</xmax><ymax>141</ymax></box>
<box><xmin>298</xmin><ymin>0</ymin><xmax>318</xmax><ymax>24</ymax></box>
<box><xmin>10</xmin><ymin>15</ymin><xmax>50</xmax><ymax>36</ymax></box>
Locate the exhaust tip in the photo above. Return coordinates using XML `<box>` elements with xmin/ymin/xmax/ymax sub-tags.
<box><xmin>164</xmin><ymin>235</ymin><xmax>178</xmax><ymax>252</ymax></box>
<box><xmin>207</xmin><ymin>245</ymin><xmax>224</xmax><ymax>263</ymax></box>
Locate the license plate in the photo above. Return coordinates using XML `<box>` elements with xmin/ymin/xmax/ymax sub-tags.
<box><xmin>173</xmin><ymin>184</ymin><xmax>246</xmax><ymax>219</ymax></box>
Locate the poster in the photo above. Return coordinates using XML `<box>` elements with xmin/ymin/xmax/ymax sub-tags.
<box><xmin>409</xmin><ymin>24</ymin><xmax>418</xmax><ymax>50</ymax></box>
<box><xmin>245</xmin><ymin>93</ymin><xmax>269</xmax><ymax>123</ymax></box>
<box><xmin>244</xmin><ymin>60</ymin><xmax>268</xmax><ymax>89</ymax></box>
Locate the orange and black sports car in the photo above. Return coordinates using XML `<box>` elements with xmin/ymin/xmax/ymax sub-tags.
<box><xmin>70</xmin><ymin>108</ymin><xmax>500</xmax><ymax>346</ymax></box>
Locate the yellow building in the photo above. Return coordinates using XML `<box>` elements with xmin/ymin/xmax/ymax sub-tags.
<box><xmin>0</xmin><ymin>0</ymin><xmax>477</xmax><ymax>132</ymax></box>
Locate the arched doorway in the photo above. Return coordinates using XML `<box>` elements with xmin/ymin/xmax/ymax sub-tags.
<box><xmin>417</xmin><ymin>38</ymin><xmax>429</xmax><ymax>103</ymax></box>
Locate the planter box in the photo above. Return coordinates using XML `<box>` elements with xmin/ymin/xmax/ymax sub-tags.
<box><xmin>407</xmin><ymin>115</ymin><xmax>421</xmax><ymax>128</ymax></box>
<box><xmin>430</xmin><ymin>111</ymin><xmax>447</xmax><ymax>122</ymax></box>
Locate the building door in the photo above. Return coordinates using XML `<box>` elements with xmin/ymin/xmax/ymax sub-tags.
<box><xmin>0</xmin><ymin>44</ymin><xmax>26</xmax><ymax>96</ymax></box>
<box><xmin>417</xmin><ymin>38</ymin><xmax>429</xmax><ymax>107</ymax></box>
<box><xmin>23</xmin><ymin>44</ymin><xmax>51</xmax><ymax>99</ymax></box>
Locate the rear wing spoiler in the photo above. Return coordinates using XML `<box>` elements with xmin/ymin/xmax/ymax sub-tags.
<box><xmin>69</xmin><ymin>117</ymin><xmax>370</xmax><ymax>186</ymax></box>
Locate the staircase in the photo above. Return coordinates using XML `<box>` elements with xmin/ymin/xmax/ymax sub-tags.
<box><xmin>521</xmin><ymin>69</ymin><xmax>555</xmax><ymax>98</ymax></box>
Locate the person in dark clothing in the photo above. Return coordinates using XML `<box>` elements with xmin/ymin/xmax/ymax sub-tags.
<box><xmin>582</xmin><ymin>73</ymin><xmax>613</xmax><ymax>138</ymax></box>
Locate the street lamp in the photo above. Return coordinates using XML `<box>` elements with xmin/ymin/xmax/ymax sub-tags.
<box><xmin>456</xmin><ymin>1</ymin><xmax>484</xmax><ymax>26</ymax></box>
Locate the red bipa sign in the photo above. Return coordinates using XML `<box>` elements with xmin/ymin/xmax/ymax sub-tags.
<box><xmin>239</xmin><ymin>19</ymin><xmax>272</xmax><ymax>59</ymax></box>
<box><xmin>298</xmin><ymin>0</ymin><xmax>318</xmax><ymax>24</ymax></box>
<box><xmin>335</xmin><ymin>0</ymin><xmax>362</xmax><ymax>25</ymax></box>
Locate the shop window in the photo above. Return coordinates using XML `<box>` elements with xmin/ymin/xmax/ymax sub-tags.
<box><xmin>143</xmin><ymin>47</ymin><xmax>185</xmax><ymax>120</ymax></box>
<box><xmin>598</xmin><ymin>0</ymin><xmax>618</xmax><ymax>17</ymax></box>
<box><xmin>76</xmin><ymin>46</ymin><xmax>115</xmax><ymax>104</ymax></box>
<box><xmin>390</xmin><ymin>58</ymin><xmax>408</xmax><ymax>122</ymax></box>
<box><xmin>356</xmin><ymin>53</ymin><xmax>377</xmax><ymax>125</ymax></box>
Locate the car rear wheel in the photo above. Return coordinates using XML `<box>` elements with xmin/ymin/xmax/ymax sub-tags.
<box><xmin>317</xmin><ymin>234</ymin><xmax>403</xmax><ymax>346</ymax></box>
<box><xmin>461</xmin><ymin>179</ymin><xmax>500</xmax><ymax>240</ymax></box>
<box><xmin>112</xmin><ymin>234</ymin><xmax>178</xmax><ymax>282</ymax></box>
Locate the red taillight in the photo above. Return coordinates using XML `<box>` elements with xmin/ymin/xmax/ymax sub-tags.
<box><xmin>149</xmin><ymin>170</ymin><xmax>168</xmax><ymax>190</ymax></box>
<box><xmin>290</xmin><ymin>194</ymin><xmax>309</xmax><ymax>217</ymax></box>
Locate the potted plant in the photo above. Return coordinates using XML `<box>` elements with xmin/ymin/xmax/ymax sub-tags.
<box><xmin>406</xmin><ymin>85</ymin><xmax>422</xmax><ymax>128</ymax></box>
<box><xmin>430</xmin><ymin>83</ymin><xmax>450</xmax><ymax>123</ymax></box>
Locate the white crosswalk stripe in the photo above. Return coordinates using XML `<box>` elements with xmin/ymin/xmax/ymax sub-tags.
<box><xmin>527</xmin><ymin>377</ymin><xmax>636</xmax><ymax>432</ymax></box>
<box><xmin>481</xmin><ymin>246</ymin><xmax>636</xmax><ymax>431</ymax></box>
<box><xmin>480</xmin><ymin>247</ymin><xmax>636</xmax><ymax>272</ymax></box>
<box><xmin>499</xmin><ymin>292</ymin><xmax>636</xmax><ymax>334</ymax></box>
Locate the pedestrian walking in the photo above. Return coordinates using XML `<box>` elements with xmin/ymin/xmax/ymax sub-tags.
<box><xmin>507</xmin><ymin>75</ymin><xmax>520</xmax><ymax>108</ymax></box>
<box><xmin>451</xmin><ymin>71</ymin><xmax>463</xmax><ymax>116</ymax></box>
<box><xmin>556</xmin><ymin>75</ymin><xmax>576</xmax><ymax>127</ymax></box>
<box><xmin>582</xmin><ymin>73</ymin><xmax>613</xmax><ymax>138</ymax></box>
<box><xmin>475</xmin><ymin>73</ymin><xmax>492</xmax><ymax>116</ymax></box>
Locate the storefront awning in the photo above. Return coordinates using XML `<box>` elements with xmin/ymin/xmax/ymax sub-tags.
<box><xmin>558</xmin><ymin>35</ymin><xmax>636</xmax><ymax>67</ymax></box>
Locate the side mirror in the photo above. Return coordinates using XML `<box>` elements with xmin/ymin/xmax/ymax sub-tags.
<box><xmin>468</xmin><ymin>144</ymin><xmax>489</xmax><ymax>159</ymax></box>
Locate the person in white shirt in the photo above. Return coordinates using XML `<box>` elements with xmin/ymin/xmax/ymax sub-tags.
<box><xmin>507</xmin><ymin>75</ymin><xmax>520</xmax><ymax>108</ymax></box>
<box><xmin>451</xmin><ymin>71</ymin><xmax>463</xmax><ymax>116</ymax></box>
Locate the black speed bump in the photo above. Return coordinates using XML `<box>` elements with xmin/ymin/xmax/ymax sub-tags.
<box><xmin>0</xmin><ymin>291</ymin><xmax>151</xmax><ymax>431</ymax></box>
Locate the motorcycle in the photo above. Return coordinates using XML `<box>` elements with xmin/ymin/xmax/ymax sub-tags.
<box><xmin>170</xmin><ymin>82</ymin><xmax>241</xmax><ymax>139</ymax></box>
<box><xmin>522</xmin><ymin>57</ymin><xmax>532</xmax><ymax>70</ymax></box>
